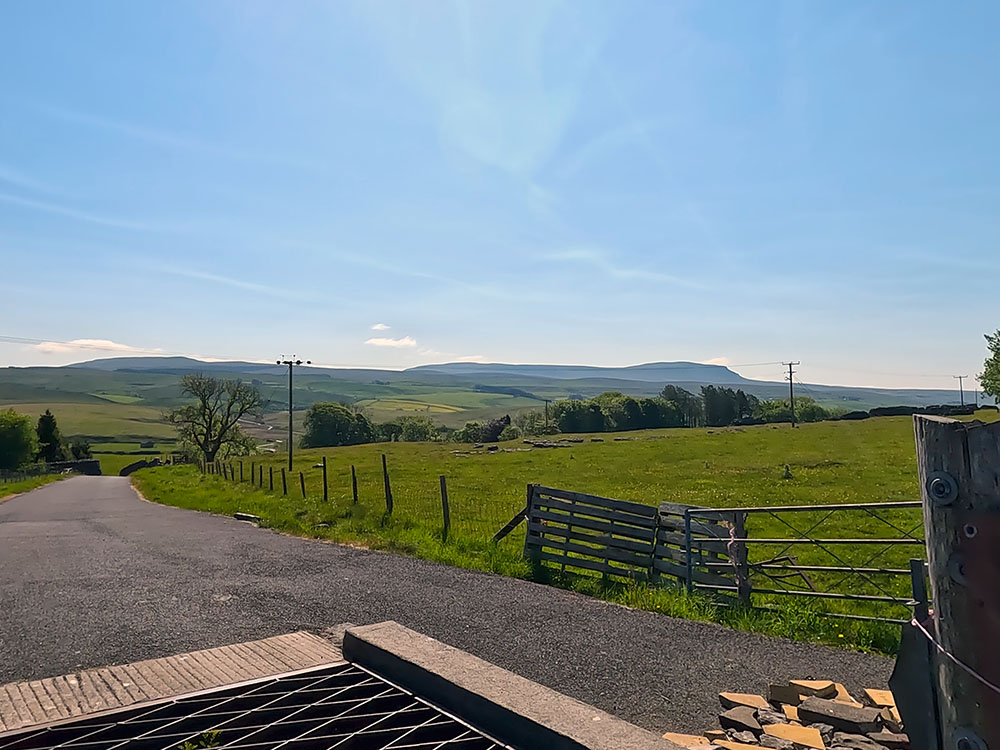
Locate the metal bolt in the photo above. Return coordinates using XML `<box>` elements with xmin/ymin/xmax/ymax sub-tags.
<box><xmin>928</xmin><ymin>471</ymin><xmax>958</xmax><ymax>506</ymax></box>
<box><xmin>955</xmin><ymin>729</ymin><xmax>987</xmax><ymax>750</ymax></box>
<box><xmin>964</xmin><ymin>524</ymin><xmax>978</xmax><ymax>539</ymax></box>
<box><xmin>948</xmin><ymin>552</ymin><xmax>967</xmax><ymax>585</ymax></box>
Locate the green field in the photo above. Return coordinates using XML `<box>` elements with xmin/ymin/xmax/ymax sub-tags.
<box><xmin>134</xmin><ymin>411</ymin><xmax>999</xmax><ymax>653</ymax></box>
<box><xmin>0</xmin><ymin>402</ymin><xmax>176</xmax><ymax>442</ymax></box>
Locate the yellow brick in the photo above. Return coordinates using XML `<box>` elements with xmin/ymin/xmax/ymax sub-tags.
<box><xmin>764</xmin><ymin>723</ymin><xmax>826</xmax><ymax>749</ymax></box>
<box><xmin>719</xmin><ymin>692</ymin><xmax>770</xmax><ymax>710</ymax></box>
<box><xmin>863</xmin><ymin>688</ymin><xmax>896</xmax><ymax>708</ymax></box>
<box><xmin>789</xmin><ymin>679</ymin><xmax>837</xmax><ymax>698</ymax></box>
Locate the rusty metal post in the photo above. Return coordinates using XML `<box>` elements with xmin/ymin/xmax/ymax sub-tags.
<box><xmin>914</xmin><ymin>414</ymin><xmax>1000</xmax><ymax>749</ymax></box>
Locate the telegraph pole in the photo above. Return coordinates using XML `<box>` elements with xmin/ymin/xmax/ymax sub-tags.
<box><xmin>953</xmin><ymin>375</ymin><xmax>967</xmax><ymax>406</ymax></box>
<box><xmin>783</xmin><ymin>361</ymin><xmax>800</xmax><ymax>426</ymax></box>
<box><xmin>277</xmin><ymin>356</ymin><xmax>311</xmax><ymax>471</ymax></box>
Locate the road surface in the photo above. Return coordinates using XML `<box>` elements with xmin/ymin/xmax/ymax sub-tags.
<box><xmin>0</xmin><ymin>476</ymin><xmax>893</xmax><ymax>734</ymax></box>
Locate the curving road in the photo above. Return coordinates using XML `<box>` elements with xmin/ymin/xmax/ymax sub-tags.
<box><xmin>0</xmin><ymin>477</ymin><xmax>893</xmax><ymax>734</ymax></box>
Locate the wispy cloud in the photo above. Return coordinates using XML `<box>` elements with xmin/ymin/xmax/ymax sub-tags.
<box><xmin>0</xmin><ymin>165</ymin><xmax>58</xmax><ymax>196</ymax></box>
<box><xmin>455</xmin><ymin>354</ymin><xmax>487</xmax><ymax>362</ymax></box>
<box><xmin>38</xmin><ymin>105</ymin><xmax>316</xmax><ymax>172</ymax></box>
<box><xmin>30</xmin><ymin>338</ymin><xmax>165</xmax><ymax>356</ymax></box>
<box><xmin>541</xmin><ymin>248</ymin><xmax>707</xmax><ymax>289</ymax></box>
<box><xmin>365</xmin><ymin>336</ymin><xmax>417</xmax><ymax>348</ymax></box>
<box><xmin>154</xmin><ymin>266</ymin><xmax>308</xmax><ymax>300</ymax></box>
<box><xmin>371</xmin><ymin>322</ymin><xmax>391</xmax><ymax>330</ymax></box>
<box><xmin>702</xmin><ymin>356</ymin><xmax>731</xmax><ymax>366</ymax></box>
<box><xmin>0</xmin><ymin>192</ymin><xmax>160</xmax><ymax>232</ymax></box>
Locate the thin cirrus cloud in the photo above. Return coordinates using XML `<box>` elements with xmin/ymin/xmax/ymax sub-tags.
<box><xmin>30</xmin><ymin>338</ymin><xmax>165</xmax><ymax>355</ymax></box>
<box><xmin>152</xmin><ymin>266</ymin><xmax>310</xmax><ymax>301</ymax></box>
<box><xmin>365</xmin><ymin>336</ymin><xmax>417</xmax><ymax>348</ymax></box>
<box><xmin>541</xmin><ymin>248</ymin><xmax>707</xmax><ymax>290</ymax></box>
<box><xmin>0</xmin><ymin>191</ymin><xmax>161</xmax><ymax>232</ymax></box>
<box><xmin>371</xmin><ymin>323</ymin><xmax>391</xmax><ymax>330</ymax></box>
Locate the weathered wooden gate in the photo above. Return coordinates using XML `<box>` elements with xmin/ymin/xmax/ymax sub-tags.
<box><xmin>521</xmin><ymin>485</ymin><xmax>741</xmax><ymax>590</ymax></box>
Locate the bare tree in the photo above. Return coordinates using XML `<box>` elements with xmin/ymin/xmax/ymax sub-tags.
<box><xmin>167</xmin><ymin>375</ymin><xmax>263</xmax><ymax>462</ymax></box>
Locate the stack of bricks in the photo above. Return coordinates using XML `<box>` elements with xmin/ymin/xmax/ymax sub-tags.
<box><xmin>663</xmin><ymin>680</ymin><xmax>906</xmax><ymax>750</ymax></box>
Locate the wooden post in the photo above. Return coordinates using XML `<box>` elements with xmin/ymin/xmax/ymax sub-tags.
<box><xmin>240</xmin><ymin>461</ymin><xmax>244</xmax><ymax>482</ymax></box>
<box><xmin>381</xmin><ymin>454</ymin><xmax>393</xmax><ymax>514</ymax></box>
<box><xmin>914</xmin><ymin>415</ymin><xmax>1000</xmax><ymax>748</ymax></box>
<box><xmin>522</xmin><ymin>484</ymin><xmax>537</xmax><ymax>562</ymax></box>
<box><xmin>221</xmin><ymin>463</ymin><xmax>228</xmax><ymax>480</ymax></box>
<box><xmin>351</xmin><ymin>465</ymin><xmax>358</xmax><ymax>504</ymax></box>
<box><xmin>299</xmin><ymin>471</ymin><xmax>306</xmax><ymax>499</ymax></box>
<box><xmin>322</xmin><ymin>456</ymin><xmax>328</xmax><ymax>503</ymax></box>
<box><xmin>281</xmin><ymin>468</ymin><xmax>287</xmax><ymax>496</ymax></box>
<box><xmin>731</xmin><ymin>511</ymin><xmax>751</xmax><ymax>606</ymax></box>
<box><xmin>229</xmin><ymin>463</ymin><xmax>234</xmax><ymax>481</ymax></box>
<box><xmin>269</xmin><ymin>466</ymin><xmax>273</xmax><ymax>491</ymax></box>
<box><xmin>251</xmin><ymin>462</ymin><xmax>255</xmax><ymax>485</ymax></box>
<box><xmin>439</xmin><ymin>475</ymin><xmax>450</xmax><ymax>542</ymax></box>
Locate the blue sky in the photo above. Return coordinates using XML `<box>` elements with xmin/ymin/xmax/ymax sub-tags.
<box><xmin>1</xmin><ymin>1</ymin><xmax>997</xmax><ymax>390</ymax></box>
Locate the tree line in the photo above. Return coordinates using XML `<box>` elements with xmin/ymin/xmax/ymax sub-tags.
<box><xmin>0</xmin><ymin>408</ymin><xmax>92</xmax><ymax>472</ymax></box>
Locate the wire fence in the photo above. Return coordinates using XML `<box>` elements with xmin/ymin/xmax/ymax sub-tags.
<box><xmin>686</xmin><ymin>501</ymin><xmax>925</xmax><ymax>622</ymax></box>
<box><xmin>199</xmin><ymin>457</ymin><xmax>927</xmax><ymax>622</ymax></box>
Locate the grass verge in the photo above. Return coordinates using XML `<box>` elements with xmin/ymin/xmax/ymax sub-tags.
<box><xmin>133</xmin><ymin>464</ymin><xmax>902</xmax><ymax>655</ymax></box>
<box><xmin>0</xmin><ymin>474</ymin><xmax>68</xmax><ymax>501</ymax></box>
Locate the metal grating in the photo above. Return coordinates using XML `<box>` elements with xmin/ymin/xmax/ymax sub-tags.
<box><xmin>0</xmin><ymin>664</ymin><xmax>513</xmax><ymax>750</ymax></box>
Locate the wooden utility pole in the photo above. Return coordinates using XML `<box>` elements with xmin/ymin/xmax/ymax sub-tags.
<box><xmin>783</xmin><ymin>362</ymin><xmax>800</xmax><ymax>426</ymax></box>
<box><xmin>914</xmin><ymin>415</ymin><xmax>1000</xmax><ymax>748</ymax></box>
<box><xmin>953</xmin><ymin>375</ymin><xmax>968</xmax><ymax>406</ymax></box>
<box><xmin>277</xmin><ymin>356</ymin><xmax>311</xmax><ymax>471</ymax></box>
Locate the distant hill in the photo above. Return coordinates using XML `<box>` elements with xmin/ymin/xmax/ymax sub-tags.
<box><xmin>408</xmin><ymin>360</ymin><xmax>750</xmax><ymax>384</ymax></box>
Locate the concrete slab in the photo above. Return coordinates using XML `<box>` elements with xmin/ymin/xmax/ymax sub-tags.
<box><xmin>0</xmin><ymin>631</ymin><xmax>343</xmax><ymax>733</ymax></box>
<box><xmin>343</xmin><ymin>620</ymin><xmax>683</xmax><ymax>750</ymax></box>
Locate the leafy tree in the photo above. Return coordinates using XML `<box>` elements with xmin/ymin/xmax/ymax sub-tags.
<box><xmin>498</xmin><ymin>425</ymin><xmax>521</xmax><ymax>441</ymax></box>
<box><xmin>513</xmin><ymin>410</ymin><xmax>556</xmax><ymax>435</ymax></box>
<box><xmin>981</xmin><ymin>330</ymin><xmax>1000</xmax><ymax>400</ymax></box>
<box><xmin>301</xmin><ymin>402</ymin><xmax>372</xmax><ymax>448</ymax></box>
<box><xmin>454</xmin><ymin>422</ymin><xmax>484</xmax><ymax>443</ymax></box>
<box><xmin>36</xmin><ymin>409</ymin><xmax>67</xmax><ymax>462</ymax></box>
<box><xmin>661</xmin><ymin>385</ymin><xmax>702</xmax><ymax>427</ymax></box>
<box><xmin>0</xmin><ymin>408</ymin><xmax>37</xmax><ymax>471</ymax></box>
<box><xmin>167</xmin><ymin>375</ymin><xmax>263</xmax><ymax>462</ymax></box>
<box><xmin>396</xmin><ymin>416</ymin><xmax>437</xmax><ymax>442</ymax></box>
<box><xmin>374</xmin><ymin>421</ymin><xmax>403</xmax><ymax>442</ymax></box>
<box><xmin>69</xmin><ymin>438</ymin><xmax>92</xmax><ymax>460</ymax></box>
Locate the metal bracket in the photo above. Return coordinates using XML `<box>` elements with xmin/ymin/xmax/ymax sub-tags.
<box><xmin>928</xmin><ymin>471</ymin><xmax>959</xmax><ymax>506</ymax></box>
<box><xmin>955</xmin><ymin>728</ymin><xmax>987</xmax><ymax>750</ymax></box>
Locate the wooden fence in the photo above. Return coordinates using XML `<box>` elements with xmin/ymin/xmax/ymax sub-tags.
<box><xmin>522</xmin><ymin>485</ymin><xmax>742</xmax><ymax>590</ymax></box>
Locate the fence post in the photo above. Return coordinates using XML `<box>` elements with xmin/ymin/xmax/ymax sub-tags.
<box><xmin>914</xmin><ymin>414</ymin><xmax>1000</xmax><ymax>748</ymax></box>
<box><xmin>240</xmin><ymin>461</ymin><xmax>244</xmax><ymax>482</ymax></box>
<box><xmin>351</xmin><ymin>465</ymin><xmax>358</xmax><ymax>504</ymax></box>
<box><xmin>684</xmin><ymin>509</ymin><xmax>694</xmax><ymax>595</ymax></box>
<box><xmin>439</xmin><ymin>475</ymin><xmax>450</xmax><ymax>542</ymax></box>
<box><xmin>258</xmin><ymin>466</ymin><xmax>263</xmax><ymax>489</ymax></box>
<box><xmin>299</xmin><ymin>471</ymin><xmax>306</xmax><ymax>499</ymax></box>
<box><xmin>732</xmin><ymin>511</ymin><xmax>751</xmax><ymax>606</ymax></box>
<box><xmin>229</xmin><ymin>463</ymin><xmax>234</xmax><ymax>481</ymax></box>
<box><xmin>322</xmin><ymin>456</ymin><xmax>328</xmax><ymax>503</ymax></box>
<box><xmin>522</xmin><ymin>484</ymin><xmax>536</xmax><ymax>562</ymax></box>
<box><xmin>251</xmin><ymin>462</ymin><xmax>255</xmax><ymax>485</ymax></box>
<box><xmin>382</xmin><ymin>454</ymin><xmax>393</xmax><ymax>514</ymax></box>
<box><xmin>269</xmin><ymin>466</ymin><xmax>273</xmax><ymax>491</ymax></box>
<box><xmin>281</xmin><ymin>468</ymin><xmax>287</xmax><ymax>496</ymax></box>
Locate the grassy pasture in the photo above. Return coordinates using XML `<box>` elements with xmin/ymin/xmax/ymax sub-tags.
<box><xmin>134</xmin><ymin>411</ymin><xmax>999</xmax><ymax>653</ymax></box>
<box><xmin>0</xmin><ymin>402</ymin><xmax>175</xmax><ymax>441</ymax></box>
<box><xmin>0</xmin><ymin>474</ymin><xmax>67</xmax><ymax>500</ymax></box>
